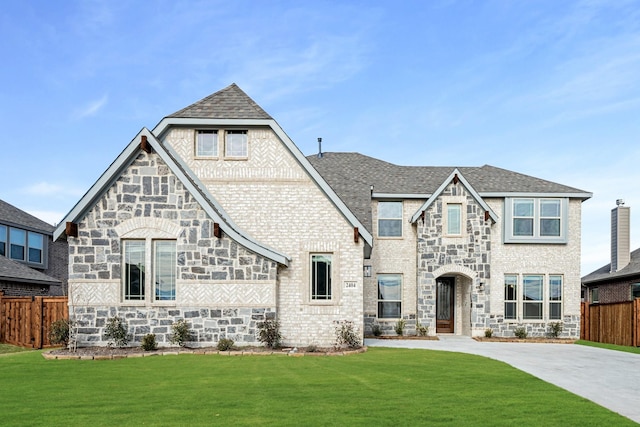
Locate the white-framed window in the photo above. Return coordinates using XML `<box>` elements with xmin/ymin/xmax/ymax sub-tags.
<box><xmin>504</xmin><ymin>275</ymin><xmax>517</xmax><ymax>320</ymax></box>
<box><xmin>504</xmin><ymin>198</ymin><xmax>568</xmax><ymax>243</ymax></box>
<box><xmin>378</xmin><ymin>274</ymin><xmax>402</xmax><ymax>318</ymax></box>
<box><xmin>378</xmin><ymin>201</ymin><xmax>402</xmax><ymax>237</ymax></box>
<box><xmin>504</xmin><ymin>274</ymin><xmax>563</xmax><ymax>321</ymax></box>
<box><xmin>1</xmin><ymin>226</ymin><xmax>46</xmax><ymax>266</ymax></box>
<box><xmin>446</xmin><ymin>203</ymin><xmax>462</xmax><ymax>235</ymax></box>
<box><xmin>196</xmin><ymin>130</ymin><xmax>218</xmax><ymax>157</ymax></box>
<box><xmin>123</xmin><ymin>239</ymin><xmax>176</xmax><ymax>302</ymax></box>
<box><xmin>225</xmin><ymin>130</ymin><xmax>248</xmax><ymax>158</ymax></box>
<box><xmin>311</xmin><ymin>254</ymin><xmax>332</xmax><ymax>300</ymax></box>
<box><xmin>549</xmin><ymin>275</ymin><xmax>562</xmax><ymax>320</ymax></box>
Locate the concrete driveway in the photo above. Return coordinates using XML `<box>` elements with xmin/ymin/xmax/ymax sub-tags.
<box><xmin>366</xmin><ymin>336</ymin><xmax>640</xmax><ymax>424</ymax></box>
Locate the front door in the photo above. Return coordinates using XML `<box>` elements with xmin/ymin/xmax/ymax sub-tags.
<box><xmin>436</xmin><ymin>278</ymin><xmax>455</xmax><ymax>333</ymax></box>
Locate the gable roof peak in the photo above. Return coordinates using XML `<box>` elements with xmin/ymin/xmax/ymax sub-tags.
<box><xmin>167</xmin><ymin>83</ymin><xmax>272</xmax><ymax>120</ymax></box>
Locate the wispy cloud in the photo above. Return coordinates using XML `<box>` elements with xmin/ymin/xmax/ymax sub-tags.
<box><xmin>73</xmin><ymin>94</ymin><xmax>108</xmax><ymax>119</ymax></box>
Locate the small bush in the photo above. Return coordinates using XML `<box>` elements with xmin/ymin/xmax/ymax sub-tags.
<box><xmin>371</xmin><ymin>323</ymin><xmax>382</xmax><ymax>337</ymax></box>
<box><xmin>49</xmin><ymin>319</ymin><xmax>72</xmax><ymax>347</ymax></box>
<box><xmin>548</xmin><ymin>322</ymin><xmax>563</xmax><ymax>338</ymax></box>
<box><xmin>257</xmin><ymin>319</ymin><xmax>283</xmax><ymax>349</ymax></box>
<box><xmin>141</xmin><ymin>334</ymin><xmax>158</xmax><ymax>351</ymax></box>
<box><xmin>394</xmin><ymin>319</ymin><xmax>405</xmax><ymax>336</ymax></box>
<box><xmin>105</xmin><ymin>316</ymin><xmax>130</xmax><ymax>347</ymax></box>
<box><xmin>514</xmin><ymin>326</ymin><xmax>528</xmax><ymax>339</ymax></box>
<box><xmin>170</xmin><ymin>319</ymin><xmax>193</xmax><ymax>347</ymax></box>
<box><xmin>416</xmin><ymin>320</ymin><xmax>428</xmax><ymax>337</ymax></box>
<box><xmin>334</xmin><ymin>320</ymin><xmax>361</xmax><ymax>349</ymax></box>
<box><xmin>305</xmin><ymin>344</ymin><xmax>318</xmax><ymax>353</ymax></box>
<box><xmin>484</xmin><ymin>328</ymin><xmax>493</xmax><ymax>338</ymax></box>
<box><xmin>217</xmin><ymin>338</ymin><xmax>235</xmax><ymax>351</ymax></box>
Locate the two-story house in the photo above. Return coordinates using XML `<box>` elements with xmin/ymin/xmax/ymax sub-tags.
<box><xmin>54</xmin><ymin>84</ymin><xmax>590</xmax><ymax>347</ymax></box>
<box><xmin>0</xmin><ymin>199</ymin><xmax>67</xmax><ymax>296</ymax></box>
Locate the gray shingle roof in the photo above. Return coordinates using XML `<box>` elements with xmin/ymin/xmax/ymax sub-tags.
<box><xmin>582</xmin><ymin>248</ymin><xmax>640</xmax><ymax>284</ymax></box>
<box><xmin>307</xmin><ymin>152</ymin><xmax>590</xmax><ymax>233</ymax></box>
<box><xmin>0</xmin><ymin>199</ymin><xmax>54</xmax><ymax>233</ymax></box>
<box><xmin>0</xmin><ymin>255</ymin><xmax>60</xmax><ymax>285</ymax></box>
<box><xmin>167</xmin><ymin>83</ymin><xmax>272</xmax><ymax>120</ymax></box>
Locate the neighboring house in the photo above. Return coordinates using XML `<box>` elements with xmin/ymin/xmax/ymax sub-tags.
<box><xmin>582</xmin><ymin>202</ymin><xmax>640</xmax><ymax>304</ymax></box>
<box><xmin>0</xmin><ymin>199</ymin><xmax>67</xmax><ymax>296</ymax></box>
<box><xmin>54</xmin><ymin>84</ymin><xmax>591</xmax><ymax>348</ymax></box>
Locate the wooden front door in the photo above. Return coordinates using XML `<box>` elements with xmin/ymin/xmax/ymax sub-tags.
<box><xmin>436</xmin><ymin>278</ymin><xmax>455</xmax><ymax>333</ymax></box>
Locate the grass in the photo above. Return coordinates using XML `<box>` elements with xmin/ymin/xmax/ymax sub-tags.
<box><xmin>576</xmin><ymin>339</ymin><xmax>640</xmax><ymax>355</ymax></box>
<box><xmin>0</xmin><ymin>347</ymin><xmax>634</xmax><ymax>426</ymax></box>
<box><xmin>0</xmin><ymin>343</ymin><xmax>32</xmax><ymax>355</ymax></box>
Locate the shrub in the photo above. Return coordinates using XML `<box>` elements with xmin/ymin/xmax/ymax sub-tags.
<box><xmin>484</xmin><ymin>328</ymin><xmax>493</xmax><ymax>338</ymax></box>
<box><xmin>49</xmin><ymin>319</ymin><xmax>72</xmax><ymax>347</ymax></box>
<box><xmin>334</xmin><ymin>320</ymin><xmax>361</xmax><ymax>349</ymax></box>
<box><xmin>257</xmin><ymin>319</ymin><xmax>282</xmax><ymax>349</ymax></box>
<box><xmin>104</xmin><ymin>316</ymin><xmax>130</xmax><ymax>347</ymax></box>
<box><xmin>548</xmin><ymin>322</ymin><xmax>563</xmax><ymax>338</ymax></box>
<box><xmin>305</xmin><ymin>344</ymin><xmax>318</xmax><ymax>353</ymax></box>
<box><xmin>416</xmin><ymin>320</ymin><xmax>428</xmax><ymax>337</ymax></box>
<box><xmin>371</xmin><ymin>323</ymin><xmax>382</xmax><ymax>337</ymax></box>
<box><xmin>217</xmin><ymin>338</ymin><xmax>235</xmax><ymax>351</ymax></box>
<box><xmin>141</xmin><ymin>334</ymin><xmax>158</xmax><ymax>351</ymax></box>
<box><xmin>514</xmin><ymin>326</ymin><xmax>528</xmax><ymax>339</ymax></box>
<box><xmin>170</xmin><ymin>319</ymin><xmax>193</xmax><ymax>347</ymax></box>
<box><xmin>394</xmin><ymin>319</ymin><xmax>405</xmax><ymax>336</ymax></box>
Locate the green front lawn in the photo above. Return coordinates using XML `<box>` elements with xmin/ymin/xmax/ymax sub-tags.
<box><xmin>0</xmin><ymin>343</ymin><xmax>32</xmax><ymax>355</ymax></box>
<box><xmin>576</xmin><ymin>339</ymin><xmax>640</xmax><ymax>355</ymax></box>
<box><xmin>0</xmin><ymin>348</ymin><xmax>633</xmax><ymax>426</ymax></box>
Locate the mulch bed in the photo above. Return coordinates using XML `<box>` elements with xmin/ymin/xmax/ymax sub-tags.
<box><xmin>365</xmin><ymin>335</ymin><xmax>439</xmax><ymax>340</ymax></box>
<box><xmin>43</xmin><ymin>345</ymin><xmax>367</xmax><ymax>360</ymax></box>
<box><xmin>473</xmin><ymin>337</ymin><xmax>576</xmax><ymax>343</ymax></box>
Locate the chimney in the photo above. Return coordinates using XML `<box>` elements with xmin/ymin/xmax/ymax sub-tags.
<box><xmin>317</xmin><ymin>137</ymin><xmax>322</xmax><ymax>158</ymax></box>
<box><xmin>611</xmin><ymin>200</ymin><xmax>631</xmax><ymax>272</ymax></box>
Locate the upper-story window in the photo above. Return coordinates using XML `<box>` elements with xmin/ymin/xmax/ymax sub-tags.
<box><xmin>504</xmin><ymin>198</ymin><xmax>567</xmax><ymax>244</ymax></box>
<box><xmin>225</xmin><ymin>130</ymin><xmax>248</xmax><ymax>158</ymax></box>
<box><xmin>196</xmin><ymin>130</ymin><xmax>218</xmax><ymax>157</ymax></box>
<box><xmin>0</xmin><ymin>225</ymin><xmax>46</xmax><ymax>266</ymax></box>
<box><xmin>378</xmin><ymin>201</ymin><xmax>402</xmax><ymax>237</ymax></box>
<box><xmin>446</xmin><ymin>203</ymin><xmax>462</xmax><ymax>236</ymax></box>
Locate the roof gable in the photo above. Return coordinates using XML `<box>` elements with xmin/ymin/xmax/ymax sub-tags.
<box><xmin>409</xmin><ymin>169</ymin><xmax>498</xmax><ymax>223</ymax></box>
<box><xmin>167</xmin><ymin>83</ymin><xmax>272</xmax><ymax>120</ymax></box>
<box><xmin>53</xmin><ymin>128</ymin><xmax>290</xmax><ymax>266</ymax></box>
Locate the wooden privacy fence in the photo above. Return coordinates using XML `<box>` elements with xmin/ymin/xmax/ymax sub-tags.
<box><xmin>581</xmin><ymin>300</ymin><xmax>640</xmax><ymax>347</ymax></box>
<box><xmin>0</xmin><ymin>293</ymin><xmax>69</xmax><ymax>349</ymax></box>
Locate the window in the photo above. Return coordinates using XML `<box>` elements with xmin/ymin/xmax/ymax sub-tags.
<box><xmin>154</xmin><ymin>241</ymin><xmax>176</xmax><ymax>301</ymax></box>
<box><xmin>28</xmin><ymin>232</ymin><xmax>43</xmax><ymax>264</ymax></box>
<box><xmin>504</xmin><ymin>198</ymin><xmax>568</xmax><ymax>243</ymax></box>
<box><xmin>378</xmin><ymin>202</ymin><xmax>402</xmax><ymax>237</ymax></box>
<box><xmin>311</xmin><ymin>254</ymin><xmax>332</xmax><ymax>300</ymax></box>
<box><xmin>446</xmin><ymin>203</ymin><xmax>462</xmax><ymax>235</ymax></box>
<box><xmin>632</xmin><ymin>284</ymin><xmax>640</xmax><ymax>299</ymax></box>
<box><xmin>378</xmin><ymin>274</ymin><xmax>402</xmax><ymax>318</ymax></box>
<box><xmin>591</xmin><ymin>287</ymin><xmax>599</xmax><ymax>303</ymax></box>
<box><xmin>196</xmin><ymin>130</ymin><xmax>218</xmax><ymax>157</ymax></box>
<box><xmin>124</xmin><ymin>240</ymin><xmax>145</xmax><ymax>301</ymax></box>
<box><xmin>504</xmin><ymin>275</ymin><xmax>517</xmax><ymax>320</ymax></box>
<box><xmin>549</xmin><ymin>275</ymin><xmax>562</xmax><ymax>320</ymax></box>
<box><xmin>225</xmin><ymin>130</ymin><xmax>248</xmax><ymax>158</ymax></box>
<box><xmin>123</xmin><ymin>239</ymin><xmax>177</xmax><ymax>302</ymax></box>
<box><xmin>523</xmin><ymin>275</ymin><xmax>543</xmax><ymax>319</ymax></box>
<box><xmin>0</xmin><ymin>225</ymin><xmax>6</xmax><ymax>256</ymax></box>
<box><xmin>9</xmin><ymin>228</ymin><xmax>26</xmax><ymax>261</ymax></box>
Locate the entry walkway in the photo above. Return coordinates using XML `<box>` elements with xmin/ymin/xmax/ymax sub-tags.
<box><xmin>366</xmin><ymin>336</ymin><xmax>640</xmax><ymax>424</ymax></box>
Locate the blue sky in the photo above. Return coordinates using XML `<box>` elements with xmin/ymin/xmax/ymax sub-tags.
<box><xmin>1</xmin><ymin>0</ymin><xmax>639</xmax><ymax>275</ymax></box>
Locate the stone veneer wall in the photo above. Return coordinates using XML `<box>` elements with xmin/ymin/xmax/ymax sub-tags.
<box><xmin>68</xmin><ymin>150</ymin><xmax>278</xmax><ymax>347</ymax></box>
<box><xmin>416</xmin><ymin>182</ymin><xmax>492</xmax><ymax>335</ymax></box>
